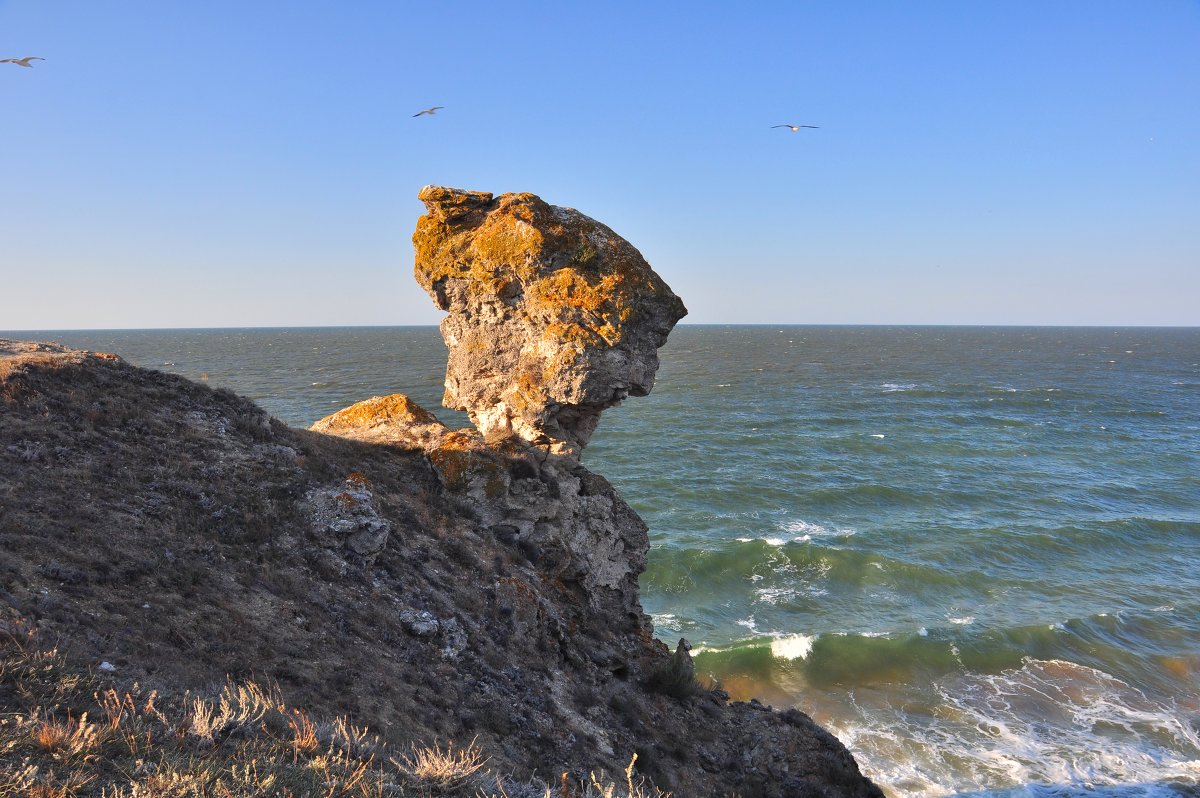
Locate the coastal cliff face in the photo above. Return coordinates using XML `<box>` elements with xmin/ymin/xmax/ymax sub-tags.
<box><xmin>0</xmin><ymin>191</ymin><xmax>882</xmax><ymax>797</ymax></box>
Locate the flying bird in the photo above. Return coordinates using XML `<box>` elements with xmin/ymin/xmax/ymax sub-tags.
<box><xmin>772</xmin><ymin>124</ymin><xmax>819</xmax><ymax>132</ymax></box>
<box><xmin>0</xmin><ymin>56</ymin><xmax>45</xmax><ymax>68</ymax></box>
<box><xmin>413</xmin><ymin>106</ymin><xmax>444</xmax><ymax>117</ymax></box>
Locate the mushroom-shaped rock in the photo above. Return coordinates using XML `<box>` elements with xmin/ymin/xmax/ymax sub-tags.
<box><xmin>413</xmin><ymin>186</ymin><xmax>687</xmax><ymax>457</ymax></box>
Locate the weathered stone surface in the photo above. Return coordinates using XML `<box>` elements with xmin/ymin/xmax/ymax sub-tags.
<box><xmin>311</xmin><ymin>394</ymin><xmax>648</xmax><ymax>622</ymax></box>
<box><xmin>413</xmin><ymin>186</ymin><xmax>687</xmax><ymax>457</ymax></box>
<box><xmin>305</xmin><ymin>475</ymin><xmax>392</xmax><ymax>564</ymax></box>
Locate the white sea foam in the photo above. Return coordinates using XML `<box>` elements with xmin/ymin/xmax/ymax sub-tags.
<box><xmin>870</xmin><ymin>433</ymin><xmax>886</xmax><ymax>439</ymax></box>
<box><xmin>735</xmin><ymin>536</ymin><xmax>786</xmax><ymax>546</ymax></box>
<box><xmin>754</xmin><ymin>586</ymin><xmax>799</xmax><ymax>605</ymax></box>
<box><xmin>948</xmin><ymin>615</ymin><xmax>975</xmax><ymax>625</ymax></box>
<box><xmin>650</xmin><ymin>613</ymin><xmax>682</xmax><ymax>632</ymax></box>
<box><xmin>780</xmin><ymin>519</ymin><xmax>856</xmax><ymax>539</ymax></box>
<box><xmin>827</xmin><ymin>658</ymin><xmax>1200</xmax><ymax>797</ymax></box>
<box><xmin>881</xmin><ymin>383</ymin><xmax>918</xmax><ymax>392</ymax></box>
<box><xmin>770</xmin><ymin>633</ymin><xmax>817</xmax><ymax>660</ymax></box>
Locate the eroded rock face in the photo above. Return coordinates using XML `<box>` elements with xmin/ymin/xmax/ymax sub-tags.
<box><xmin>413</xmin><ymin>186</ymin><xmax>687</xmax><ymax>457</ymax></box>
<box><xmin>312</xmin><ymin>395</ymin><xmax>649</xmax><ymax>623</ymax></box>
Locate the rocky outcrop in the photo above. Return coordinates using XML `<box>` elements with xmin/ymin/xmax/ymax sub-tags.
<box><xmin>1</xmin><ymin>342</ymin><xmax>882</xmax><ymax>796</ymax></box>
<box><xmin>313</xmin><ymin>394</ymin><xmax>649</xmax><ymax>627</ymax></box>
<box><xmin>413</xmin><ymin>186</ymin><xmax>687</xmax><ymax>457</ymax></box>
<box><xmin>0</xmin><ymin>189</ymin><xmax>883</xmax><ymax>797</ymax></box>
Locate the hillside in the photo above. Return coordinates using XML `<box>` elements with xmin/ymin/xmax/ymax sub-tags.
<box><xmin>0</xmin><ymin>339</ymin><xmax>881</xmax><ymax>796</ymax></box>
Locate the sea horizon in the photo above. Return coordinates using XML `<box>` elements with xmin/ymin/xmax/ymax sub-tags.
<box><xmin>5</xmin><ymin>322</ymin><xmax>1199</xmax><ymax>334</ymax></box>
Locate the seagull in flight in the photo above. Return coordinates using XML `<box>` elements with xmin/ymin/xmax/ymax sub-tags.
<box><xmin>413</xmin><ymin>106</ymin><xmax>444</xmax><ymax>117</ymax></box>
<box><xmin>1</xmin><ymin>56</ymin><xmax>45</xmax><ymax>68</ymax></box>
<box><xmin>772</xmin><ymin>124</ymin><xmax>819</xmax><ymax>132</ymax></box>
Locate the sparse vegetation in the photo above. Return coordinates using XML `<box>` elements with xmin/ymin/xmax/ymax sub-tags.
<box><xmin>0</xmin><ymin>623</ymin><xmax>667</xmax><ymax>797</ymax></box>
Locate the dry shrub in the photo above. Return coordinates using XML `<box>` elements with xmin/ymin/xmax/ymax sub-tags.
<box><xmin>184</xmin><ymin>680</ymin><xmax>281</xmax><ymax>745</ymax></box>
<box><xmin>29</xmin><ymin>712</ymin><xmax>104</xmax><ymax>766</ymax></box>
<box><xmin>394</xmin><ymin>737</ymin><xmax>487</xmax><ymax>790</ymax></box>
<box><xmin>286</xmin><ymin>708</ymin><xmax>319</xmax><ymax>761</ymax></box>
<box><xmin>567</xmin><ymin>754</ymin><xmax>671</xmax><ymax>798</ymax></box>
<box><xmin>325</xmin><ymin>716</ymin><xmax>383</xmax><ymax>760</ymax></box>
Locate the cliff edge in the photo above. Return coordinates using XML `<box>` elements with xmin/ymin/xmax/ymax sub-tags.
<box><xmin>0</xmin><ymin>191</ymin><xmax>882</xmax><ymax>797</ymax></box>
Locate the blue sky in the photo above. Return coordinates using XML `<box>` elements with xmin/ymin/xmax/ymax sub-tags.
<box><xmin>2</xmin><ymin>1</ymin><xmax>1197</xmax><ymax>328</ymax></box>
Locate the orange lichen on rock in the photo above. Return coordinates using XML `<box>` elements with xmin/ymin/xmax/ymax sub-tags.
<box><xmin>413</xmin><ymin>186</ymin><xmax>686</xmax><ymax>457</ymax></box>
<box><xmin>309</xmin><ymin>394</ymin><xmax>448</xmax><ymax>451</ymax></box>
<box><xmin>314</xmin><ymin>394</ymin><xmax>439</xmax><ymax>431</ymax></box>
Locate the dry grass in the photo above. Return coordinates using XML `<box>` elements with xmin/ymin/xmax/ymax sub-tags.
<box><xmin>0</xmin><ymin>623</ymin><xmax>667</xmax><ymax>798</ymax></box>
<box><xmin>393</xmin><ymin>738</ymin><xmax>487</xmax><ymax>790</ymax></box>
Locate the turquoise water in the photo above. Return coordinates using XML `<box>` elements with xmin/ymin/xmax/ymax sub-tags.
<box><xmin>8</xmin><ymin>325</ymin><xmax>1200</xmax><ymax>797</ymax></box>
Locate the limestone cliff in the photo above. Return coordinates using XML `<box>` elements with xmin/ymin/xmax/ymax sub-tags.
<box><xmin>413</xmin><ymin>186</ymin><xmax>687</xmax><ymax>457</ymax></box>
<box><xmin>0</xmin><ymin>191</ymin><xmax>882</xmax><ymax>797</ymax></box>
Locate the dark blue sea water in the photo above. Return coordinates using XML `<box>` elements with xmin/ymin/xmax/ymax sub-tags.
<box><xmin>6</xmin><ymin>325</ymin><xmax>1199</xmax><ymax>797</ymax></box>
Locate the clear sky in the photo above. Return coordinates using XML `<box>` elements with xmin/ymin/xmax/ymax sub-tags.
<box><xmin>2</xmin><ymin>1</ymin><xmax>1198</xmax><ymax>329</ymax></box>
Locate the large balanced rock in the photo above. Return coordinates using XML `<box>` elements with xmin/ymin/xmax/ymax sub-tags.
<box><xmin>414</xmin><ymin>186</ymin><xmax>687</xmax><ymax>457</ymax></box>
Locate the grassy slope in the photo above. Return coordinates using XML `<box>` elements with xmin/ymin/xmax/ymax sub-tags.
<box><xmin>0</xmin><ymin>621</ymin><xmax>664</xmax><ymax>797</ymax></box>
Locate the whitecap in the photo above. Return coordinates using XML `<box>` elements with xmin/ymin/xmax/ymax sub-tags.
<box><xmin>948</xmin><ymin>616</ymin><xmax>975</xmax><ymax>625</ymax></box>
<box><xmin>780</xmin><ymin>519</ymin><xmax>856</xmax><ymax>538</ymax></box>
<box><xmin>650</xmin><ymin>613</ymin><xmax>682</xmax><ymax>632</ymax></box>
<box><xmin>755</xmin><ymin>586</ymin><xmax>800</xmax><ymax>605</ymax></box>
<box><xmin>770</xmin><ymin>633</ymin><xmax>817</xmax><ymax>661</ymax></box>
<box><xmin>869</xmin><ymin>433</ymin><xmax>886</xmax><ymax>439</ymax></box>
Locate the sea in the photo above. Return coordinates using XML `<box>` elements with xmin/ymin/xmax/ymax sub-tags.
<box><xmin>5</xmin><ymin>325</ymin><xmax>1199</xmax><ymax>798</ymax></box>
